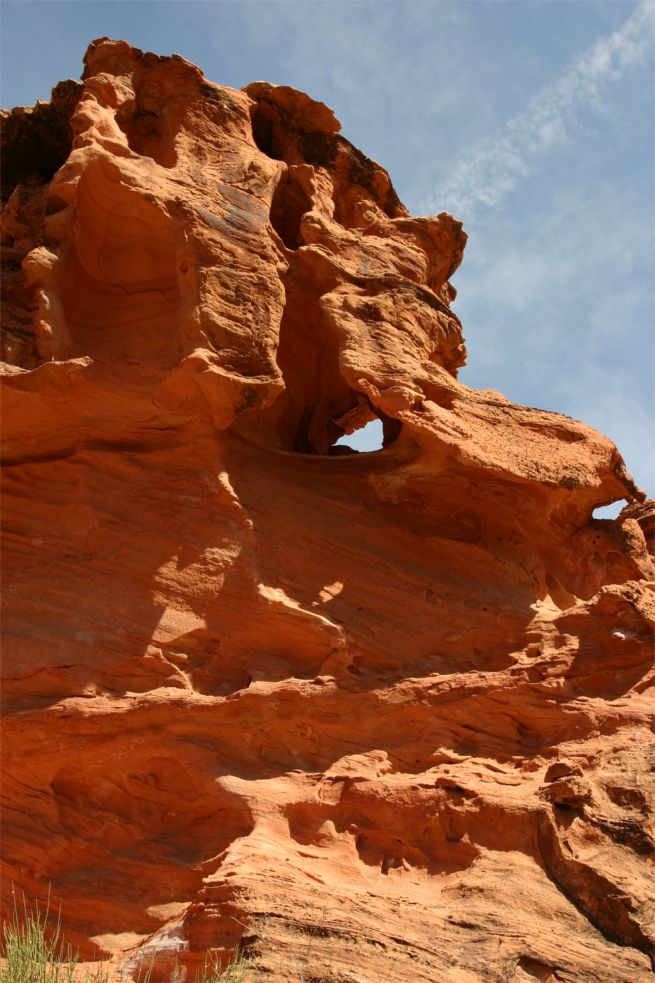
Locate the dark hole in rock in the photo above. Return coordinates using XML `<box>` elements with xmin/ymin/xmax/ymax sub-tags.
<box><xmin>271</xmin><ymin>258</ymin><xmax>401</xmax><ymax>455</ymax></box>
<box><xmin>270</xmin><ymin>172</ymin><xmax>312</xmax><ymax>250</ymax></box>
<box><xmin>518</xmin><ymin>956</ymin><xmax>559</xmax><ymax>981</ymax></box>
<box><xmin>250</xmin><ymin>104</ymin><xmax>281</xmax><ymax>160</ymax></box>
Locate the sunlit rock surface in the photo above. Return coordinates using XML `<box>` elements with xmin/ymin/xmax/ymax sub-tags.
<box><xmin>2</xmin><ymin>38</ymin><xmax>654</xmax><ymax>983</ymax></box>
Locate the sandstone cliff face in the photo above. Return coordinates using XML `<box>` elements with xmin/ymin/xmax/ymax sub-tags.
<box><xmin>1</xmin><ymin>39</ymin><xmax>654</xmax><ymax>983</ymax></box>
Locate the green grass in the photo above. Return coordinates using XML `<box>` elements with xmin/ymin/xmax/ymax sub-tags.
<box><xmin>0</xmin><ymin>893</ymin><xmax>109</xmax><ymax>983</ymax></box>
<box><xmin>195</xmin><ymin>952</ymin><xmax>249</xmax><ymax>983</ymax></box>
<box><xmin>0</xmin><ymin>894</ymin><xmax>248</xmax><ymax>983</ymax></box>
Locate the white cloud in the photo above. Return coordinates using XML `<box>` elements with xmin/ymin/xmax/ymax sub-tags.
<box><xmin>457</xmin><ymin>180</ymin><xmax>653</xmax><ymax>317</ymax></box>
<box><xmin>428</xmin><ymin>0</ymin><xmax>654</xmax><ymax>216</ymax></box>
<box><xmin>451</xmin><ymin>177</ymin><xmax>655</xmax><ymax>494</ymax></box>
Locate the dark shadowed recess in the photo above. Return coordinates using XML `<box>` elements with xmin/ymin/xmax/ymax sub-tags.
<box><xmin>248</xmin><ymin>94</ymin><xmax>406</xmax><ymax>225</ymax></box>
<box><xmin>1</xmin><ymin>81</ymin><xmax>82</xmax><ymax>200</ymax></box>
<box><xmin>247</xmin><ymin>96</ymin><xmax>407</xmax><ymax>456</ymax></box>
<box><xmin>269</xmin><ymin>169</ymin><xmax>312</xmax><ymax>250</ymax></box>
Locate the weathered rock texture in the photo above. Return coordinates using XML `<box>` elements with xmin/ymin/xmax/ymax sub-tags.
<box><xmin>2</xmin><ymin>39</ymin><xmax>654</xmax><ymax>983</ymax></box>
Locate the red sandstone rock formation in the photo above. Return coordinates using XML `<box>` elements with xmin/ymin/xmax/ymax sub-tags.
<box><xmin>2</xmin><ymin>39</ymin><xmax>654</xmax><ymax>983</ymax></box>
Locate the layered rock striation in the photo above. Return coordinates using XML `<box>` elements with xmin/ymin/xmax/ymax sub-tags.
<box><xmin>1</xmin><ymin>39</ymin><xmax>654</xmax><ymax>983</ymax></box>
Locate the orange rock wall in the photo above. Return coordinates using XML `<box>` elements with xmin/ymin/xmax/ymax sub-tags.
<box><xmin>2</xmin><ymin>39</ymin><xmax>654</xmax><ymax>983</ymax></box>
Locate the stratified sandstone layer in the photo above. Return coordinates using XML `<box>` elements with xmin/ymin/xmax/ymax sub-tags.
<box><xmin>1</xmin><ymin>39</ymin><xmax>654</xmax><ymax>983</ymax></box>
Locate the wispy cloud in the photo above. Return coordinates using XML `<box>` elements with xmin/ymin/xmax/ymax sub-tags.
<box><xmin>451</xmin><ymin>173</ymin><xmax>655</xmax><ymax>493</ymax></box>
<box><xmin>429</xmin><ymin>0</ymin><xmax>654</xmax><ymax>217</ymax></box>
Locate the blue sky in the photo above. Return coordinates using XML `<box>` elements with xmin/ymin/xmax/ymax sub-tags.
<box><xmin>2</xmin><ymin>1</ymin><xmax>653</xmax><ymax>505</ymax></box>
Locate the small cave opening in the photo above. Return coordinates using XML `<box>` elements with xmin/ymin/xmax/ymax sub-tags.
<box><xmin>270</xmin><ymin>171</ymin><xmax>312</xmax><ymax>250</ymax></box>
<box><xmin>270</xmin><ymin>381</ymin><xmax>402</xmax><ymax>457</ymax></box>
<box><xmin>592</xmin><ymin>501</ymin><xmax>626</xmax><ymax>521</ymax></box>
<box><xmin>269</xmin><ymin>255</ymin><xmax>402</xmax><ymax>457</ymax></box>
<box><xmin>249</xmin><ymin>102</ymin><xmax>282</xmax><ymax>160</ymax></box>
<box><xmin>333</xmin><ymin>417</ymin><xmax>383</xmax><ymax>454</ymax></box>
<box><xmin>329</xmin><ymin>413</ymin><xmax>401</xmax><ymax>456</ymax></box>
